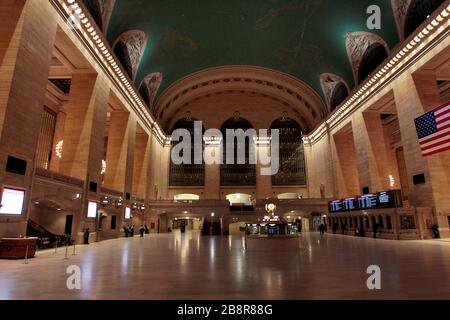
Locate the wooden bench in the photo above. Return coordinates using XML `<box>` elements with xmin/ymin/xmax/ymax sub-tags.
<box><xmin>0</xmin><ymin>238</ymin><xmax>38</xmax><ymax>259</ymax></box>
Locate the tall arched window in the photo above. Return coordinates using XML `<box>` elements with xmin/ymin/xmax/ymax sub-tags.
<box><xmin>169</xmin><ymin>118</ymin><xmax>205</xmax><ymax>186</ymax></box>
<box><xmin>220</xmin><ymin>117</ymin><xmax>256</xmax><ymax>186</ymax></box>
<box><xmin>358</xmin><ymin>43</ymin><xmax>388</xmax><ymax>83</ymax></box>
<box><xmin>404</xmin><ymin>0</ymin><xmax>445</xmax><ymax>38</ymax></box>
<box><xmin>113</xmin><ymin>41</ymin><xmax>133</xmax><ymax>79</ymax></box>
<box><xmin>82</xmin><ymin>0</ymin><xmax>103</xmax><ymax>30</ymax></box>
<box><xmin>330</xmin><ymin>83</ymin><xmax>349</xmax><ymax>112</ymax></box>
<box><xmin>271</xmin><ymin>118</ymin><xmax>306</xmax><ymax>185</ymax></box>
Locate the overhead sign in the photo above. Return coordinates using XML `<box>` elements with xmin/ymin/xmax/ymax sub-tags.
<box><xmin>329</xmin><ymin>190</ymin><xmax>402</xmax><ymax>213</ymax></box>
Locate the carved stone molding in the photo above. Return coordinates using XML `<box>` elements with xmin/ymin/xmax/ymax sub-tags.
<box><xmin>114</xmin><ymin>30</ymin><xmax>149</xmax><ymax>81</ymax></box>
<box><xmin>391</xmin><ymin>0</ymin><xmax>413</xmax><ymax>40</ymax></box>
<box><xmin>140</xmin><ymin>72</ymin><xmax>163</xmax><ymax>111</ymax></box>
<box><xmin>319</xmin><ymin>73</ymin><xmax>349</xmax><ymax>111</ymax></box>
<box><xmin>345</xmin><ymin>32</ymin><xmax>390</xmax><ymax>84</ymax></box>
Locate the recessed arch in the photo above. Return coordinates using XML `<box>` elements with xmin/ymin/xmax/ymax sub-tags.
<box><xmin>320</xmin><ymin>73</ymin><xmax>350</xmax><ymax>113</ymax></box>
<box><xmin>81</xmin><ymin>0</ymin><xmax>116</xmax><ymax>33</ymax></box>
<box><xmin>113</xmin><ymin>30</ymin><xmax>149</xmax><ymax>81</ymax></box>
<box><xmin>154</xmin><ymin>66</ymin><xmax>326</xmax><ymax>131</ymax></box>
<box><xmin>330</xmin><ymin>83</ymin><xmax>350</xmax><ymax>112</ymax></box>
<box><xmin>346</xmin><ymin>32</ymin><xmax>390</xmax><ymax>85</ymax></box>
<box><xmin>139</xmin><ymin>72</ymin><xmax>163</xmax><ymax>112</ymax></box>
<box><xmin>404</xmin><ymin>0</ymin><xmax>445</xmax><ymax>38</ymax></box>
<box><xmin>358</xmin><ymin>43</ymin><xmax>389</xmax><ymax>83</ymax></box>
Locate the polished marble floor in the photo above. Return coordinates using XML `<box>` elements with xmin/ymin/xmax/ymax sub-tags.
<box><xmin>1</xmin><ymin>232</ymin><xmax>450</xmax><ymax>300</ymax></box>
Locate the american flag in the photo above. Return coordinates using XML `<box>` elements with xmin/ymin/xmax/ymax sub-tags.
<box><xmin>415</xmin><ymin>101</ymin><xmax>450</xmax><ymax>157</ymax></box>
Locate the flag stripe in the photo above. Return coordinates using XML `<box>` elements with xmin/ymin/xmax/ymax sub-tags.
<box><xmin>422</xmin><ymin>140</ymin><xmax>450</xmax><ymax>154</ymax></box>
<box><xmin>421</xmin><ymin>137</ymin><xmax>450</xmax><ymax>151</ymax></box>
<box><xmin>423</xmin><ymin>144</ymin><xmax>450</xmax><ymax>157</ymax></box>
<box><xmin>415</xmin><ymin>101</ymin><xmax>450</xmax><ymax>157</ymax></box>
<box><xmin>436</xmin><ymin>122</ymin><xmax>450</xmax><ymax>132</ymax></box>
<box><xmin>419</xmin><ymin>126</ymin><xmax>450</xmax><ymax>144</ymax></box>
<box><xmin>437</xmin><ymin>118</ymin><xmax>450</xmax><ymax>128</ymax></box>
<box><xmin>435</xmin><ymin>101</ymin><xmax>450</xmax><ymax>113</ymax></box>
<box><xmin>436</xmin><ymin>107</ymin><xmax>450</xmax><ymax>118</ymax></box>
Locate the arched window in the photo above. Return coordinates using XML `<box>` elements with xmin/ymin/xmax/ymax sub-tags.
<box><xmin>330</xmin><ymin>83</ymin><xmax>349</xmax><ymax>112</ymax></box>
<box><xmin>271</xmin><ymin>118</ymin><xmax>306</xmax><ymax>185</ymax></box>
<box><xmin>169</xmin><ymin>118</ymin><xmax>205</xmax><ymax>186</ymax></box>
<box><xmin>114</xmin><ymin>41</ymin><xmax>133</xmax><ymax>79</ymax></box>
<box><xmin>220</xmin><ymin>117</ymin><xmax>256</xmax><ymax>186</ymax></box>
<box><xmin>358</xmin><ymin>43</ymin><xmax>388</xmax><ymax>83</ymax></box>
<box><xmin>404</xmin><ymin>0</ymin><xmax>445</xmax><ymax>38</ymax></box>
<box><xmin>82</xmin><ymin>0</ymin><xmax>103</xmax><ymax>30</ymax></box>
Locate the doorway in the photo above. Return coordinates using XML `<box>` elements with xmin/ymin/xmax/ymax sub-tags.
<box><xmin>64</xmin><ymin>215</ymin><xmax>73</xmax><ymax>236</ymax></box>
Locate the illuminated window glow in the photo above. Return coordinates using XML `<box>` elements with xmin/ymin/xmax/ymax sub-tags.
<box><xmin>87</xmin><ymin>201</ymin><xmax>98</xmax><ymax>218</ymax></box>
<box><xmin>125</xmin><ymin>207</ymin><xmax>131</xmax><ymax>219</ymax></box>
<box><xmin>0</xmin><ymin>188</ymin><xmax>25</xmax><ymax>215</ymax></box>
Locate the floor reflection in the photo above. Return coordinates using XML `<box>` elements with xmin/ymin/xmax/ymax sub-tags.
<box><xmin>1</xmin><ymin>232</ymin><xmax>450</xmax><ymax>299</ymax></box>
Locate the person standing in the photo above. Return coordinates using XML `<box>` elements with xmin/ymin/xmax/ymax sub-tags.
<box><xmin>319</xmin><ymin>224</ymin><xmax>326</xmax><ymax>236</ymax></box>
<box><xmin>139</xmin><ymin>225</ymin><xmax>145</xmax><ymax>237</ymax></box>
<box><xmin>83</xmin><ymin>228</ymin><xmax>90</xmax><ymax>245</ymax></box>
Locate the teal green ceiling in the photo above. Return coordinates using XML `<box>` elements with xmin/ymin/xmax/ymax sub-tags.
<box><xmin>107</xmin><ymin>0</ymin><xmax>399</xmax><ymax>99</ymax></box>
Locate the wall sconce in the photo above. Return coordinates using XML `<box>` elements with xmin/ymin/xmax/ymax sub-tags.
<box><xmin>132</xmin><ymin>203</ymin><xmax>138</xmax><ymax>210</ymax></box>
<box><xmin>140</xmin><ymin>204</ymin><xmax>146</xmax><ymax>212</ymax></box>
<box><xmin>55</xmin><ymin>140</ymin><xmax>64</xmax><ymax>158</ymax></box>
<box><xmin>101</xmin><ymin>160</ymin><xmax>107</xmax><ymax>175</ymax></box>
<box><xmin>203</xmin><ymin>136</ymin><xmax>222</xmax><ymax>145</ymax></box>
<box><xmin>253</xmin><ymin>136</ymin><xmax>271</xmax><ymax>145</ymax></box>
<box><xmin>100</xmin><ymin>196</ymin><xmax>110</xmax><ymax>207</ymax></box>
<box><xmin>115</xmin><ymin>198</ymin><xmax>123</xmax><ymax>209</ymax></box>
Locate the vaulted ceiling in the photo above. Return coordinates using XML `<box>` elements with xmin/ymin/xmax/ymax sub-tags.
<box><xmin>106</xmin><ymin>0</ymin><xmax>400</xmax><ymax>100</ymax></box>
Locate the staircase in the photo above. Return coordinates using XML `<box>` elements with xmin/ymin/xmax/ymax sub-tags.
<box><xmin>27</xmin><ymin>219</ymin><xmax>71</xmax><ymax>249</ymax></box>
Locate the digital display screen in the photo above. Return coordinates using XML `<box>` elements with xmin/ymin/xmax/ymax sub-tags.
<box><xmin>125</xmin><ymin>207</ymin><xmax>131</xmax><ymax>219</ymax></box>
<box><xmin>0</xmin><ymin>188</ymin><xmax>25</xmax><ymax>215</ymax></box>
<box><xmin>329</xmin><ymin>190</ymin><xmax>402</xmax><ymax>213</ymax></box>
<box><xmin>87</xmin><ymin>201</ymin><xmax>98</xmax><ymax>218</ymax></box>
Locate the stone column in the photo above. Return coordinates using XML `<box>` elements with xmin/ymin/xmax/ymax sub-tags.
<box><xmin>133</xmin><ymin>131</ymin><xmax>151</xmax><ymax>198</ymax></box>
<box><xmin>393</xmin><ymin>70</ymin><xmax>450</xmax><ymax>236</ymax></box>
<box><xmin>104</xmin><ymin>110</ymin><xmax>136</xmax><ymax>195</ymax></box>
<box><xmin>352</xmin><ymin>111</ymin><xmax>401</xmax><ymax>193</ymax></box>
<box><xmin>0</xmin><ymin>0</ymin><xmax>57</xmax><ymax>237</ymax></box>
<box><xmin>204</xmin><ymin>145</ymin><xmax>221</xmax><ymax>199</ymax></box>
<box><xmin>332</xmin><ymin>131</ymin><xmax>361</xmax><ymax>198</ymax></box>
<box><xmin>59</xmin><ymin>73</ymin><xmax>109</xmax><ymax>183</ymax></box>
<box><xmin>0</xmin><ymin>0</ymin><xmax>26</xmax><ymax>66</ymax></box>
<box><xmin>59</xmin><ymin>72</ymin><xmax>109</xmax><ymax>241</ymax></box>
<box><xmin>255</xmin><ymin>144</ymin><xmax>272</xmax><ymax>199</ymax></box>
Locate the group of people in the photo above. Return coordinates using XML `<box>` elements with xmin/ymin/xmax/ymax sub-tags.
<box><xmin>124</xmin><ymin>225</ymin><xmax>150</xmax><ymax>238</ymax></box>
<box><xmin>328</xmin><ymin>222</ymin><xmax>383</xmax><ymax>238</ymax></box>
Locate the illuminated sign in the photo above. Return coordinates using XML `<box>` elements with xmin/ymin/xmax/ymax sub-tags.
<box><xmin>329</xmin><ymin>190</ymin><xmax>402</xmax><ymax>213</ymax></box>
<box><xmin>125</xmin><ymin>207</ymin><xmax>131</xmax><ymax>219</ymax></box>
<box><xmin>0</xmin><ymin>188</ymin><xmax>25</xmax><ymax>215</ymax></box>
<box><xmin>87</xmin><ymin>201</ymin><xmax>98</xmax><ymax>218</ymax></box>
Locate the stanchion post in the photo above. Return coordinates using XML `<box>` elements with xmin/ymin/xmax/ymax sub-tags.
<box><xmin>23</xmin><ymin>244</ymin><xmax>29</xmax><ymax>265</ymax></box>
<box><xmin>54</xmin><ymin>242</ymin><xmax>57</xmax><ymax>253</ymax></box>
<box><xmin>72</xmin><ymin>241</ymin><xmax>76</xmax><ymax>256</ymax></box>
<box><xmin>64</xmin><ymin>243</ymin><xmax>69</xmax><ymax>260</ymax></box>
